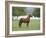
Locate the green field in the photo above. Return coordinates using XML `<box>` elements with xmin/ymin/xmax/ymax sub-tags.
<box><xmin>12</xmin><ymin>19</ymin><xmax>40</xmax><ymax>31</ymax></box>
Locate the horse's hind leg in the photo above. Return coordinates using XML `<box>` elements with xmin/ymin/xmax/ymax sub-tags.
<box><xmin>19</xmin><ymin>22</ymin><xmax>22</xmax><ymax>27</ymax></box>
<box><xmin>27</xmin><ymin>23</ymin><xmax>29</xmax><ymax>27</ymax></box>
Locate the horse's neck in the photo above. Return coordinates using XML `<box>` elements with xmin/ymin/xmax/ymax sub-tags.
<box><xmin>27</xmin><ymin>16</ymin><xmax>30</xmax><ymax>19</ymax></box>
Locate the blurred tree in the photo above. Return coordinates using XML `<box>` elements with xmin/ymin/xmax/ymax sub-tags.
<box><xmin>12</xmin><ymin>7</ymin><xmax>26</xmax><ymax>17</ymax></box>
<box><xmin>32</xmin><ymin>8</ymin><xmax>40</xmax><ymax>17</ymax></box>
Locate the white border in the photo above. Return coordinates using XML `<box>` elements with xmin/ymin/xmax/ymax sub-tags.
<box><xmin>9</xmin><ymin>4</ymin><xmax>43</xmax><ymax>34</ymax></box>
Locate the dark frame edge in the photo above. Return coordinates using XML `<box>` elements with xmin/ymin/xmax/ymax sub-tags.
<box><xmin>5</xmin><ymin>1</ymin><xmax>9</xmax><ymax>37</ymax></box>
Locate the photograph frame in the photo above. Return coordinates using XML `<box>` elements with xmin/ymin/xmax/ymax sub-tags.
<box><xmin>5</xmin><ymin>1</ymin><xmax>45</xmax><ymax>37</ymax></box>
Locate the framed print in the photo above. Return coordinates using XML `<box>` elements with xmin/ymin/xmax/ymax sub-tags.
<box><xmin>5</xmin><ymin>1</ymin><xmax>45</xmax><ymax>37</ymax></box>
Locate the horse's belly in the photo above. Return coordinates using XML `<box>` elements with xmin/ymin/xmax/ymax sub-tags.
<box><xmin>20</xmin><ymin>18</ymin><xmax>30</xmax><ymax>23</ymax></box>
<box><xmin>22</xmin><ymin>20</ymin><xmax>29</xmax><ymax>23</ymax></box>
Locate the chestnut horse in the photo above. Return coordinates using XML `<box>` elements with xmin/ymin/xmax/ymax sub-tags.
<box><xmin>19</xmin><ymin>15</ymin><xmax>32</xmax><ymax>27</ymax></box>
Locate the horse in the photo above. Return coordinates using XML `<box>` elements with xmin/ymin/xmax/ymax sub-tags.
<box><xmin>19</xmin><ymin>14</ymin><xmax>32</xmax><ymax>27</ymax></box>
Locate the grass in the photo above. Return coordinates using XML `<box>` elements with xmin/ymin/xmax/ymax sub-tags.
<box><xmin>12</xmin><ymin>19</ymin><xmax>40</xmax><ymax>31</ymax></box>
